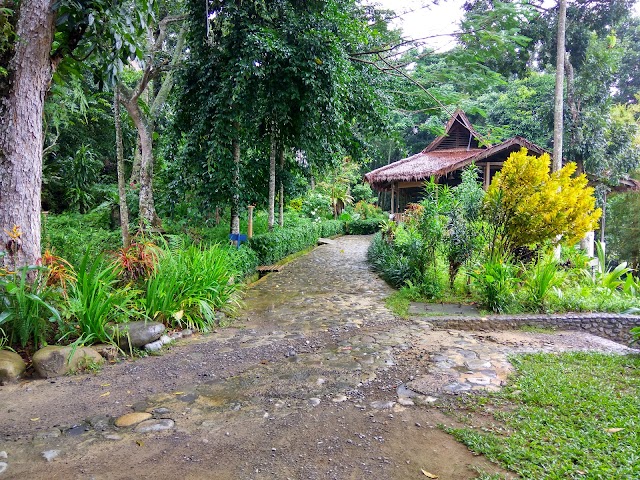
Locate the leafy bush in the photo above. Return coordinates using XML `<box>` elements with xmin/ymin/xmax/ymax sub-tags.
<box><xmin>469</xmin><ymin>258</ymin><xmax>517</xmax><ymax>313</ymax></box>
<box><xmin>367</xmin><ymin>232</ymin><xmax>415</xmax><ymax>288</ymax></box>
<box><xmin>43</xmin><ymin>212</ymin><xmax>121</xmax><ymax>267</ymax></box>
<box><xmin>485</xmin><ymin>148</ymin><xmax>601</xmax><ymax>253</ymax></box>
<box><xmin>522</xmin><ymin>257</ymin><xmax>564</xmax><ymax>312</ymax></box>
<box><xmin>0</xmin><ymin>265</ymin><xmax>61</xmax><ymax>350</ymax></box>
<box><xmin>346</xmin><ymin>218</ymin><xmax>381</xmax><ymax>235</ymax></box>
<box><xmin>142</xmin><ymin>244</ymin><xmax>241</xmax><ymax>331</ymax></box>
<box><xmin>318</xmin><ymin>220</ymin><xmax>345</xmax><ymax>237</ymax></box>
<box><xmin>301</xmin><ymin>191</ymin><xmax>332</xmax><ymax>220</ymax></box>
<box><xmin>65</xmin><ymin>251</ymin><xmax>137</xmax><ymax>344</ymax></box>
<box><xmin>248</xmin><ymin>221</ymin><xmax>322</xmax><ymax>265</ymax></box>
<box><xmin>351</xmin><ymin>184</ymin><xmax>376</xmax><ymax>204</ymax></box>
<box><xmin>225</xmin><ymin>245</ymin><xmax>260</xmax><ymax>278</ymax></box>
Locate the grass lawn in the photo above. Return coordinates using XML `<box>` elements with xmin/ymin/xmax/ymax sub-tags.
<box><xmin>446</xmin><ymin>352</ymin><xmax>640</xmax><ymax>479</ymax></box>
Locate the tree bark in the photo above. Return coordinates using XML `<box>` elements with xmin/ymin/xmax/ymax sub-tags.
<box><xmin>230</xmin><ymin>136</ymin><xmax>241</xmax><ymax>235</ymax></box>
<box><xmin>268</xmin><ymin>131</ymin><xmax>277</xmax><ymax>231</ymax></box>
<box><xmin>120</xmin><ymin>94</ymin><xmax>160</xmax><ymax>229</ymax></box>
<box><xmin>278</xmin><ymin>148</ymin><xmax>285</xmax><ymax>227</ymax></box>
<box><xmin>552</xmin><ymin>0</ymin><xmax>567</xmax><ymax>172</ymax></box>
<box><xmin>0</xmin><ymin>0</ymin><xmax>56</xmax><ymax>271</ymax></box>
<box><xmin>114</xmin><ymin>86</ymin><xmax>130</xmax><ymax>248</ymax></box>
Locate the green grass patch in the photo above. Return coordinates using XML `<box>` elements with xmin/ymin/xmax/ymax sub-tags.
<box><xmin>385</xmin><ymin>289</ymin><xmax>411</xmax><ymax>318</ymax></box>
<box><xmin>447</xmin><ymin>352</ymin><xmax>640</xmax><ymax>479</ymax></box>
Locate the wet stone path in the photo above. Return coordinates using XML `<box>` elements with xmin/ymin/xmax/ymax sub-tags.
<box><xmin>0</xmin><ymin>235</ymin><xmax>636</xmax><ymax>480</ymax></box>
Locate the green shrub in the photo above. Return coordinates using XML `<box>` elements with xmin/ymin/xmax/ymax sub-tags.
<box><xmin>248</xmin><ymin>222</ymin><xmax>321</xmax><ymax>265</ymax></box>
<box><xmin>142</xmin><ymin>244</ymin><xmax>241</xmax><ymax>331</ymax></box>
<box><xmin>43</xmin><ymin>212</ymin><xmax>121</xmax><ymax>267</ymax></box>
<box><xmin>0</xmin><ymin>265</ymin><xmax>61</xmax><ymax>350</ymax></box>
<box><xmin>522</xmin><ymin>257</ymin><xmax>564</xmax><ymax>312</ymax></box>
<box><xmin>346</xmin><ymin>218</ymin><xmax>381</xmax><ymax>235</ymax></box>
<box><xmin>469</xmin><ymin>258</ymin><xmax>517</xmax><ymax>313</ymax></box>
<box><xmin>351</xmin><ymin>183</ymin><xmax>376</xmax><ymax>204</ymax></box>
<box><xmin>226</xmin><ymin>245</ymin><xmax>260</xmax><ymax>278</ymax></box>
<box><xmin>318</xmin><ymin>219</ymin><xmax>345</xmax><ymax>237</ymax></box>
<box><xmin>367</xmin><ymin>232</ymin><xmax>415</xmax><ymax>288</ymax></box>
<box><xmin>65</xmin><ymin>251</ymin><xmax>137</xmax><ymax>344</ymax></box>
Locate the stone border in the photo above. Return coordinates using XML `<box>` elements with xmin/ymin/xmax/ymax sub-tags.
<box><xmin>422</xmin><ymin>313</ymin><xmax>640</xmax><ymax>345</ymax></box>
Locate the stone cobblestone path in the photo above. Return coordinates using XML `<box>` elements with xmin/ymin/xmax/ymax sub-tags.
<box><xmin>0</xmin><ymin>235</ymin><xmax>636</xmax><ymax>480</ymax></box>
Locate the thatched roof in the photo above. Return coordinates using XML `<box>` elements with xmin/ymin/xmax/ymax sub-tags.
<box><xmin>365</xmin><ymin>110</ymin><xmax>549</xmax><ymax>191</ymax></box>
<box><xmin>364</xmin><ymin>148</ymin><xmax>482</xmax><ymax>185</ymax></box>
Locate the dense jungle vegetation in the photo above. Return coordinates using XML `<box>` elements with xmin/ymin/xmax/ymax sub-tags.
<box><xmin>1</xmin><ymin>0</ymin><xmax>640</xmax><ymax>355</ymax></box>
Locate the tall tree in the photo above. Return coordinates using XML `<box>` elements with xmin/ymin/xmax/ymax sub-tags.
<box><xmin>0</xmin><ymin>0</ymin><xmax>153</xmax><ymax>270</ymax></box>
<box><xmin>553</xmin><ymin>0</ymin><xmax>567</xmax><ymax>171</ymax></box>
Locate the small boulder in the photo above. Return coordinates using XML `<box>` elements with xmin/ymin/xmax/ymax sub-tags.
<box><xmin>32</xmin><ymin>346</ymin><xmax>104</xmax><ymax>379</ymax></box>
<box><xmin>115</xmin><ymin>412</ymin><xmax>152</xmax><ymax>428</ymax></box>
<box><xmin>108</xmin><ymin>321</ymin><xmax>165</xmax><ymax>349</ymax></box>
<box><xmin>0</xmin><ymin>350</ymin><xmax>27</xmax><ymax>384</ymax></box>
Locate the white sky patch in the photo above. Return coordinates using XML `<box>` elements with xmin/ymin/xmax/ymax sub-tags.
<box><xmin>369</xmin><ymin>0</ymin><xmax>640</xmax><ymax>51</ymax></box>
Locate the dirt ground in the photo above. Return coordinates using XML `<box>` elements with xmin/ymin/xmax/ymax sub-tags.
<box><xmin>0</xmin><ymin>236</ymin><xmax>635</xmax><ymax>480</ymax></box>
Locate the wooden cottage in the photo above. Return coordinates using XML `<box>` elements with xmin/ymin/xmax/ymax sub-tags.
<box><xmin>365</xmin><ymin>110</ymin><xmax>548</xmax><ymax>213</ymax></box>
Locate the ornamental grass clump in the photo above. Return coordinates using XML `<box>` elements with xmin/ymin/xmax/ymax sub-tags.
<box><xmin>143</xmin><ymin>243</ymin><xmax>241</xmax><ymax>331</ymax></box>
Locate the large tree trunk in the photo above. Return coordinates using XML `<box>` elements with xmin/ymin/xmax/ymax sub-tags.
<box><xmin>230</xmin><ymin>136</ymin><xmax>241</xmax><ymax>235</ymax></box>
<box><xmin>268</xmin><ymin>132</ymin><xmax>277</xmax><ymax>231</ymax></box>
<box><xmin>0</xmin><ymin>1</ymin><xmax>56</xmax><ymax>271</ymax></box>
<box><xmin>114</xmin><ymin>87</ymin><xmax>131</xmax><ymax>248</ymax></box>
<box><xmin>552</xmin><ymin>0</ymin><xmax>567</xmax><ymax>172</ymax></box>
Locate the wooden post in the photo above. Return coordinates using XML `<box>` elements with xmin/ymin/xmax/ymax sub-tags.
<box><xmin>390</xmin><ymin>184</ymin><xmax>395</xmax><ymax>214</ymax></box>
<box><xmin>215</xmin><ymin>207</ymin><xmax>220</xmax><ymax>226</ymax></box>
<box><xmin>484</xmin><ymin>163</ymin><xmax>491</xmax><ymax>190</ymax></box>
<box><xmin>247</xmin><ymin>205</ymin><xmax>255</xmax><ymax>238</ymax></box>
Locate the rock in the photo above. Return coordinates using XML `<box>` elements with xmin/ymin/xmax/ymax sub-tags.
<box><xmin>102</xmin><ymin>434</ymin><xmax>123</xmax><ymax>441</ymax></box>
<box><xmin>151</xmin><ymin>407</ymin><xmax>171</xmax><ymax>415</ymax></box>
<box><xmin>34</xmin><ymin>429</ymin><xmax>61</xmax><ymax>440</ymax></box>
<box><xmin>108</xmin><ymin>321</ymin><xmax>165</xmax><ymax>349</ymax></box>
<box><xmin>182</xmin><ymin>329</ymin><xmax>193</xmax><ymax>337</ymax></box>
<box><xmin>332</xmin><ymin>395</ymin><xmax>348</xmax><ymax>403</ymax></box>
<box><xmin>144</xmin><ymin>340</ymin><xmax>163</xmax><ymax>352</ymax></box>
<box><xmin>308</xmin><ymin>398</ymin><xmax>321</xmax><ymax>407</ymax></box>
<box><xmin>0</xmin><ymin>350</ymin><xmax>26</xmax><ymax>384</ymax></box>
<box><xmin>0</xmin><ymin>452</ymin><xmax>6</xmax><ymax>459</ymax></box>
<box><xmin>0</xmin><ymin>461</ymin><xmax>6</xmax><ymax>474</ymax></box>
<box><xmin>41</xmin><ymin>450</ymin><xmax>60</xmax><ymax>462</ymax></box>
<box><xmin>93</xmin><ymin>344</ymin><xmax>120</xmax><ymax>362</ymax></box>
<box><xmin>32</xmin><ymin>346</ymin><xmax>104</xmax><ymax>379</ymax></box>
<box><xmin>397</xmin><ymin>397</ymin><xmax>415</xmax><ymax>406</ymax></box>
<box><xmin>134</xmin><ymin>419</ymin><xmax>175</xmax><ymax>433</ymax></box>
<box><xmin>115</xmin><ymin>412</ymin><xmax>152</xmax><ymax>427</ymax></box>
<box><xmin>159</xmin><ymin>335</ymin><xmax>173</xmax><ymax>345</ymax></box>
<box><xmin>370</xmin><ymin>400</ymin><xmax>395</xmax><ymax>410</ymax></box>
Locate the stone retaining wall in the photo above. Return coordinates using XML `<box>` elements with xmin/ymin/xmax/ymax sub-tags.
<box><xmin>428</xmin><ymin>313</ymin><xmax>640</xmax><ymax>345</ymax></box>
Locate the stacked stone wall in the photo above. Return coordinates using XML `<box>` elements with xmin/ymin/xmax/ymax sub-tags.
<box><xmin>428</xmin><ymin>313</ymin><xmax>639</xmax><ymax>345</ymax></box>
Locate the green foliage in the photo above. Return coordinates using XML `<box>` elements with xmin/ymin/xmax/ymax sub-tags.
<box><xmin>43</xmin><ymin>212</ymin><xmax>121</xmax><ymax>267</ymax></box>
<box><xmin>351</xmin><ymin>183</ymin><xmax>376</xmax><ymax>204</ymax></box>
<box><xmin>345</xmin><ymin>219</ymin><xmax>381</xmax><ymax>235</ymax></box>
<box><xmin>0</xmin><ymin>265</ymin><xmax>61</xmax><ymax>350</ymax></box>
<box><xmin>65</xmin><ymin>251</ymin><xmax>136</xmax><ymax>344</ymax></box>
<box><xmin>248</xmin><ymin>220</ymin><xmax>344</xmax><ymax>265</ymax></box>
<box><xmin>522</xmin><ymin>257</ymin><xmax>564</xmax><ymax>312</ymax></box>
<box><xmin>142</xmin><ymin>243</ymin><xmax>241</xmax><ymax>331</ymax></box>
<box><xmin>607</xmin><ymin>190</ymin><xmax>640</xmax><ymax>270</ymax></box>
<box><xmin>353</xmin><ymin>200</ymin><xmax>384</xmax><ymax>220</ymax></box>
<box><xmin>469</xmin><ymin>259</ymin><xmax>516</xmax><ymax>313</ymax></box>
<box><xmin>448</xmin><ymin>352</ymin><xmax>640</xmax><ymax>478</ymax></box>
<box><xmin>585</xmin><ymin>241</ymin><xmax>633</xmax><ymax>292</ymax></box>
<box><xmin>302</xmin><ymin>192</ymin><xmax>333</xmax><ymax>220</ymax></box>
<box><xmin>485</xmin><ymin>148</ymin><xmax>602</xmax><ymax>253</ymax></box>
<box><xmin>367</xmin><ymin>232</ymin><xmax>415</xmax><ymax>288</ymax></box>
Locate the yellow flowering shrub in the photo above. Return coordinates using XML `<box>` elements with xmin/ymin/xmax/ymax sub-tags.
<box><xmin>485</xmin><ymin>148</ymin><xmax>602</xmax><ymax>250</ymax></box>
